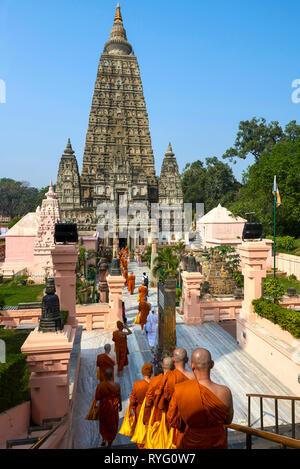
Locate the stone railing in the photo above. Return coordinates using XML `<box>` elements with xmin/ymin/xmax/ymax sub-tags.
<box><xmin>275</xmin><ymin>253</ymin><xmax>300</xmax><ymax>280</ymax></box>
<box><xmin>183</xmin><ymin>298</ymin><xmax>242</xmax><ymax>325</ymax></box>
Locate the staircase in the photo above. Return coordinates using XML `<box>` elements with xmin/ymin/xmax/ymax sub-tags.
<box><xmin>6</xmin><ymin>418</ymin><xmax>62</xmax><ymax>449</ymax></box>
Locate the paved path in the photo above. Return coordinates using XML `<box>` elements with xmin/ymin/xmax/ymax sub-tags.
<box><xmin>72</xmin><ymin>262</ymin><xmax>299</xmax><ymax>449</ymax></box>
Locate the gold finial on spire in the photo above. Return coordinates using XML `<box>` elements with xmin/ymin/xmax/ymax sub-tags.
<box><xmin>114</xmin><ymin>3</ymin><xmax>123</xmax><ymax>24</ymax></box>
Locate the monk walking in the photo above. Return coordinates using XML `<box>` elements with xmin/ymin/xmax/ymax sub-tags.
<box><xmin>152</xmin><ymin>348</ymin><xmax>194</xmax><ymax>448</ymax></box>
<box><xmin>122</xmin><ymin>267</ymin><xmax>128</xmax><ymax>286</ymax></box>
<box><xmin>97</xmin><ymin>344</ymin><xmax>115</xmax><ymax>382</ymax></box>
<box><xmin>129</xmin><ymin>363</ymin><xmax>153</xmax><ymax>448</ymax></box>
<box><xmin>138</xmin><ymin>282</ymin><xmax>147</xmax><ymax>303</ymax></box>
<box><xmin>112</xmin><ymin>321</ymin><xmax>132</xmax><ymax>377</ymax></box>
<box><xmin>167</xmin><ymin>348</ymin><xmax>233</xmax><ymax>449</ymax></box>
<box><xmin>143</xmin><ymin>357</ymin><xmax>174</xmax><ymax>426</ymax></box>
<box><xmin>127</xmin><ymin>272</ymin><xmax>136</xmax><ymax>295</ymax></box>
<box><xmin>95</xmin><ymin>368</ymin><xmax>122</xmax><ymax>448</ymax></box>
<box><xmin>138</xmin><ymin>297</ymin><xmax>151</xmax><ymax>331</ymax></box>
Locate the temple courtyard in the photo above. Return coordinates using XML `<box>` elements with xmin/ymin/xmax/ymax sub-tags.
<box><xmin>72</xmin><ymin>262</ymin><xmax>299</xmax><ymax>449</ymax></box>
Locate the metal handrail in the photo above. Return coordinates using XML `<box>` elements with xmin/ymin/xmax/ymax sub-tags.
<box><xmin>226</xmin><ymin>423</ymin><xmax>300</xmax><ymax>449</ymax></box>
<box><xmin>29</xmin><ymin>414</ymin><xmax>68</xmax><ymax>450</ymax></box>
<box><xmin>247</xmin><ymin>393</ymin><xmax>300</xmax><ymax>438</ymax></box>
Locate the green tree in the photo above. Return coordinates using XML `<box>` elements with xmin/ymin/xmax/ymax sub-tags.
<box><xmin>222</xmin><ymin>118</ymin><xmax>300</xmax><ymax>164</ymax></box>
<box><xmin>181</xmin><ymin>157</ymin><xmax>240</xmax><ymax>212</ymax></box>
<box><xmin>0</xmin><ymin>179</ymin><xmax>39</xmax><ymax>218</ymax></box>
<box><xmin>152</xmin><ymin>247</ymin><xmax>179</xmax><ymax>282</ymax></box>
<box><xmin>263</xmin><ymin>278</ymin><xmax>285</xmax><ymax>304</ymax></box>
<box><xmin>228</xmin><ymin>137</ymin><xmax>300</xmax><ymax>237</ymax></box>
<box><xmin>7</xmin><ymin>216</ymin><xmax>21</xmax><ymax>229</ymax></box>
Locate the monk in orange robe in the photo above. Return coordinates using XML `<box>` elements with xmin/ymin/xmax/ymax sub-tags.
<box><xmin>97</xmin><ymin>344</ymin><xmax>115</xmax><ymax>382</ymax></box>
<box><xmin>112</xmin><ymin>321</ymin><xmax>132</xmax><ymax>376</ymax></box>
<box><xmin>122</xmin><ymin>268</ymin><xmax>128</xmax><ymax>286</ymax></box>
<box><xmin>95</xmin><ymin>368</ymin><xmax>122</xmax><ymax>448</ymax></box>
<box><xmin>129</xmin><ymin>363</ymin><xmax>153</xmax><ymax>448</ymax></box>
<box><xmin>149</xmin><ymin>348</ymin><xmax>194</xmax><ymax>448</ymax></box>
<box><xmin>138</xmin><ymin>283</ymin><xmax>147</xmax><ymax>302</ymax></box>
<box><xmin>138</xmin><ymin>298</ymin><xmax>151</xmax><ymax>331</ymax></box>
<box><xmin>143</xmin><ymin>356</ymin><xmax>174</xmax><ymax>426</ymax></box>
<box><xmin>127</xmin><ymin>272</ymin><xmax>135</xmax><ymax>295</ymax></box>
<box><xmin>167</xmin><ymin>348</ymin><xmax>234</xmax><ymax>449</ymax></box>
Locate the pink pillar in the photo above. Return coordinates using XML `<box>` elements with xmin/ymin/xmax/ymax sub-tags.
<box><xmin>51</xmin><ymin>245</ymin><xmax>78</xmax><ymax>330</ymax></box>
<box><xmin>21</xmin><ymin>326</ymin><xmax>76</xmax><ymax>426</ymax></box>
<box><xmin>105</xmin><ymin>275</ymin><xmax>125</xmax><ymax>330</ymax></box>
<box><xmin>181</xmin><ymin>271</ymin><xmax>203</xmax><ymax>324</ymax></box>
<box><xmin>238</xmin><ymin>241</ymin><xmax>269</xmax><ymax>321</ymax></box>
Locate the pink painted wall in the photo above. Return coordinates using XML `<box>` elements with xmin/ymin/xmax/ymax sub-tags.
<box><xmin>237</xmin><ymin>318</ymin><xmax>300</xmax><ymax>396</ymax></box>
<box><xmin>5</xmin><ymin>236</ymin><xmax>36</xmax><ymax>263</ymax></box>
<box><xmin>0</xmin><ymin>401</ymin><xmax>31</xmax><ymax>449</ymax></box>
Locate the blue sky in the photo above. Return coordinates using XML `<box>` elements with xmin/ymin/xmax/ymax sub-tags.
<box><xmin>0</xmin><ymin>0</ymin><xmax>299</xmax><ymax>188</ymax></box>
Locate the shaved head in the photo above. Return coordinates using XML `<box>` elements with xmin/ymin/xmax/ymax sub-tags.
<box><xmin>104</xmin><ymin>344</ymin><xmax>111</xmax><ymax>353</ymax></box>
<box><xmin>191</xmin><ymin>348</ymin><xmax>213</xmax><ymax>371</ymax></box>
<box><xmin>162</xmin><ymin>356</ymin><xmax>174</xmax><ymax>372</ymax></box>
<box><xmin>173</xmin><ymin>348</ymin><xmax>188</xmax><ymax>364</ymax></box>
<box><xmin>104</xmin><ymin>368</ymin><xmax>113</xmax><ymax>381</ymax></box>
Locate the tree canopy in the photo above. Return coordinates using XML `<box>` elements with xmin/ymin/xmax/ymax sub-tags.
<box><xmin>181</xmin><ymin>157</ymin><xmax>240</xmax><ymax>213</ymax></box>
<box><xmin>222</xmin><ymin>118</ymin><xmax>300</xmax><ymax>164</ymax></box>
<box><xmin>228</xmin><ymin>137</ymin><xmax>300</xmax><ymax>237</ymax></box>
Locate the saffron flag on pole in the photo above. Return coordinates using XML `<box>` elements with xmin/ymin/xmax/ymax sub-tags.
<box><xmin>272</xmin><ymin>176</ymin><xmax>281</xmax><ymax>207</ymax></box>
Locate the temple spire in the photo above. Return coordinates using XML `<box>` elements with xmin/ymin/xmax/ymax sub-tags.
<box><xmin>114</xmin><ymin>4</ymin><xmax>123</xmax><ymax>25</ymax></box>
<box><xmin>104</xmin><ymin>4</ymin><xmax>132</xmax><ymax>55</ymax></box>
<box><xmin>165</xmin><ymin>142</ymin><xmax>175</xmax><ymax>157</ymax></box>
<box><xmin>64</xmin><ymin>138</ymin><xmax>75</xmax><ymax>155</ymax></box>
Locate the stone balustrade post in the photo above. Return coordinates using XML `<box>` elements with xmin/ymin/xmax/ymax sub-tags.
<box><xmin>21</xmin><ymin>325</ymin><xmax>76</xmax><ymax>426</ymax></box>
<box><xmin>106</xmin><ymin>259</ymin><xmax>125</xmax><ymax>330</ymax></box>
<box><xmin>181</xmin><ymin>270</ymin><xmax>203</xmax><ymax>324</ymax></box>
<box><xmin>238</xmin><ymin>241</ymin><xmax>269</xmax><ymax>321</ymax></box>
<box><xmin>51</xmin><ymin>244</ymin><xmax>78</xmax><ymax>330</ymax></box>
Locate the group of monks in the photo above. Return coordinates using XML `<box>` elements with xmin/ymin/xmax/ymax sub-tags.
<box><xmin>93</xmin><ymin>340</ymin><xmax>234</xmax><ymax>449</ymax></box>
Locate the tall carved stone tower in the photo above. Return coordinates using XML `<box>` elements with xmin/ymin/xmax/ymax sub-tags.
<box><xmin>56</xmin><ymin>5</ymin><xmax>183</xmax><ymax>244</ymax></box>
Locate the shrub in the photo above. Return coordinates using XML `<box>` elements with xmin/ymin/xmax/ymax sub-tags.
<box><xmin>0</xmin><ymin>330</ymin><xmax>31</xmax><ymax>413</ymax></box>
<box><xmin>288</xmin><ymin>274</ymin><xmax>297</xmax><ymax>281</ymax></box>
<box><xmin>60</xmin><ymin>310</ymin><xmax>69</xmax><ymax>326</ymax></box>
<box><xmin>0</xmin><ymin>293</ymin><xmax>5</xmax><ymax>309</ymax></box>
<box><xmin>263</xmin><ymin>277</ymin><xmax>286</xmax><ymax>303</ymax></box>
<box><xmin>252</xmin><ymin>298</ymin><xmax>300</xmax><ymax>339</ymax></box>
<box><xmin>267</xmin><ymin>236</ymin><xmax>296</xmax><ymax>252</ymax></box>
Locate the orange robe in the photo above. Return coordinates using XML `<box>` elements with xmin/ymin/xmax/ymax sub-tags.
<box><xmin>129</xmin><ymin>379</ymin><xmax>149</xmax><ymax>422</ymax></box>
<box><xmin>95</xmin><ymin>381</ymin><xmax>121</xmax><ymax>445</ymax></box>
<box><xmin>138</xmin><ymin>300</ymin><xmax>150</xmax><ymax>330</ymax></box>
<box><xmin>97</xmin><ymin>353</ymin><xmax>115</xmax><ymax>382</ymax></box>
<box><xmin>127</xmin><ymin>274</ymin><xmax>135</xmax><ymax>295</ymax></box>
<box><xmin>112</xmin><ymin>330</ymin><xmax>129</xmax><ymax>372</ymax></box>
<box><xmin>129</xmin><ymin>379</ymin><xmax>149</xmax><ymax>448</ymax></box>
<box><xmin>143</xmin><ymin>374</ymin><xmax>164</xmax><ymax>425</ymax></box>
<box><xmin>138</xmin><ymin>285</ymin><xmax>147</xmax><ymax>302</ymax></box>
<box><xmin>167</xmin><ymin>380</ymin><xmax>229</xmax><ymax>449</ymax></box>
<box><xmin>152</xmin><ymin>368</ymin><xmax>190</xmax><ymax>443</ymax></box>
<box><xmin>123</xmin><ymin>268</ymin><xmax>128</xmax><ymax>286</ymax></box>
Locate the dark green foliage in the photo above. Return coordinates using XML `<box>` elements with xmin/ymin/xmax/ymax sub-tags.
<box><xmin>266</xmin><ymin>236</ymin><xmax>296</xmax><ymax>253</ymax></box>
<box><xmin>0</xmin><ymin>293</ymin><xmax>5</xmax><ymax>309</ymax></box>
<box><xmin>228</xmin><ymin>137</ymin><xmax>300</xmax><ymax>238</ymax></box>
<box><xmin>7</xmin><ymin>216</ymin><xmax>21</xmax><ymax>229</ymax></box>
<box><xmin>60</xmin><ymin>310</ymin><xmax>68</xmax><ymax>326</ymax></box>
<box><xmin>263</xmin><ymin>277</ymin><xmax>286</xmax><ymax>303</ymax></box>
<box><xmin>0</xmin><ymin>330</ymin><xmax>31</xmax><ymax>413</ymax></box>
<box><xmin>181</xmin><ymin>157</ymin><xmax>240</xmax><ymax>213</ymax></box>
<box><xmin>252</xmin><ymin>298</ymin><xmax>300</xmax><ymax>339</ymax></box>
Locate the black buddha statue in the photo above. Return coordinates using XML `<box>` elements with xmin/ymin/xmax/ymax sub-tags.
<box><xmin>39</xmin><ymin>278</ymin><xmax>63</xmax><ymax>332</ymax></box>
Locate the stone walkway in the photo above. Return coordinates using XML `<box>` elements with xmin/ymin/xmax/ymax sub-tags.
<box><xmin>72</xmin><ymin>262</ymin><xmax>299</xmax><ymax>449</ymax></box>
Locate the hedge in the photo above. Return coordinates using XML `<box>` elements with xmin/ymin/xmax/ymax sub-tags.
<box><xmin>0</xmin><ymin>353</ymin><xmax>30</xmax><ymax>413</ymax></box>
<box><xmin>0</xmin><ymin>330</ymin><xmax>30</xmax><ymax>413</ymax></box>
<box><xmin>252</xmin><ymin>298</ymin><xmax>300</xmax><ymax>339</ymax></box>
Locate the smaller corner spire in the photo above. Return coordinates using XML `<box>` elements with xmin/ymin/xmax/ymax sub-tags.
<box><xmin>64</xmin><ymin>138</ymin><xmax>74</xmax><ymax>155</ymax></box>
<box><xmin>165</xmin><ymin>142</ymin><xmax>175</xmax><ymax>157</ymax></box>
<box><xmin>114</xmin><ymin>3</ymin><xmax>123</xmax><ymax>24</ymax></box>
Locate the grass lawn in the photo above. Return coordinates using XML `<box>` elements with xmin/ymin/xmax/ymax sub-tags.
<box><xmin>0</xmin><ymin>281</ymin><xmax>45</xmax><ymax>307</ymax></box>
<box><xmin>263</xmin><ymin>276</ymin><xmax>300</xmax><ymax>295</ymax></box>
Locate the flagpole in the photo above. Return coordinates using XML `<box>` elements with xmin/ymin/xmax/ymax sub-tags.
<box><xmin>273</xmin><ymin>192</ymin><xmax>276</xmax><ymax>279</ymax></box>
<box><xmin>273</xmin><ymin>177</ymin><xmax>276</xmax><ymax>279</ymax></box>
